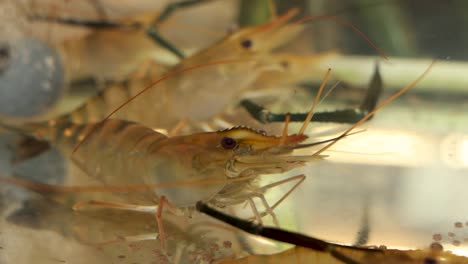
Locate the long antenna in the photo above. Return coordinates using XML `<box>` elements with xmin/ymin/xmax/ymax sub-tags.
<box><xmin>292</xmin><ymin>16</ymin><xmax>389</xmax><ymax>60</ymax></box>
<box><xmin>314</xmin><ymin>61</ymin><xmax>435</xmax><ymax>156</ymax></box>
<box><xmin>298</xmin><ymin>68</ymin><xmax>331</xmax><ymax>135</ymax></box>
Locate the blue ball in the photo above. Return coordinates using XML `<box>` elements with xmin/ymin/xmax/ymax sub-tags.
<box><xmin>0</xmin><ymin>37</ymin><xmax>64</xmax><ymax>117</ymax></box>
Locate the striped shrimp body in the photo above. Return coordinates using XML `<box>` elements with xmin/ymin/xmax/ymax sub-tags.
<box><xmin>2</xmin><ymin>68</ymin><xmax>339</xmax><ymax>250</ymax></box>
<box><xmin>2</xmin><ymin>109</ymin><xmax>327</xmax><ymax>253</ymax></box>
<box><xmin>12</xmin><ymin>117</ymin><xmax>318</xmax><ymax>211</ymax></box>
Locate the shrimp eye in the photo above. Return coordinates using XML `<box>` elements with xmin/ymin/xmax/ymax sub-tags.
<box><xmin>240</xmin><ymin>39</ymin><xmax>252</xmax><ymax>49</ymax></box>
<box><xmin>221</xmin><ymin>137</ymin><xmax>237</xmax><ymax>149</ymax></box>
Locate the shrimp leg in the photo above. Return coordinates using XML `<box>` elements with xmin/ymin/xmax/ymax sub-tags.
<box><xmin>257</xmin><ymin>174</ymin><xmax>306</xmax><ymax>214</ymax></box>
<box><xmin>248</xmin><ymin>174</ymin><xmax>306</xmax><ymax>225</ymax></box>
<box><xmin>241</xmin><ymin>63</ymin><xmax>383</xmax><ymax>124</ymax></box>
<box><xmin>68</xmin><ymin>200</ymin><xmax>160</xmax><ymax>248</ymax></box>
<box><xmin>224</xmin><ymin>174</ymin><xmax>305</xmax><ymax>226</ymax></box>
<box><xmin>72</xmin><ymin>195</ymin><xmax>180</xmax><ymax>251</ymax></box>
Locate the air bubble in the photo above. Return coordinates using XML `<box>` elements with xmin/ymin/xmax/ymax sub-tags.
<box><xmin>432</xmin><ymin>233</ymin><xmax>442</xmax><ymax>241</ymax></box>
<box><xmin>430</xmin><ymin>242</ymin><xmax>444</xmax><ymax>252</ymax></box>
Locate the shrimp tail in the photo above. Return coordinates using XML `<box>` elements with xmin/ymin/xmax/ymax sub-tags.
<box><xmin>10</xmin><ymin>136</ymin><xmax>51</xmax><ymax>163</ymax></box>
<box><xmin>0</xmin><ymin>120</ymin><xmax>52</xmax><ymax>163</ymax></box>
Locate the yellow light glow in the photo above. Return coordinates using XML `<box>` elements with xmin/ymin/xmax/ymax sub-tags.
<box><xmin>440</xmin><ymin>134</ymin><xmax>468</xmax><ymax>168</ymax></box>
<box><xmin>459</xmin><ymin>137</ymin><xmax>468</xmax><ymax>166</ymax></box>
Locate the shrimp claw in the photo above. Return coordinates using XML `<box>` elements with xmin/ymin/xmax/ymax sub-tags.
<box><xmin>196</xmin><ymin>201</ymin><xmax>382</xmax><ymax>264</ymax></box>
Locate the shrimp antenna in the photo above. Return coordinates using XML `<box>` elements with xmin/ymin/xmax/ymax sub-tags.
<box><xmin>249</xmin><ymin>8</ymin><xmax>299</xmax><ymax>35</ymax></box>
<box><xmin>267</xmin><ymin>0</ymin><xmax>277</xmax><ymax>20</ymax></box>
<box><xmin>279</xmin><ymin>113</ymin><xmax>291</xmax><ymax>146</ymax></box>
<box><xmin>292</xmin><ymin>16</ymin><xmax>389</xmax><ymax>60</ymax></box>
<box><xmin>314</xmin><ymin>60</ymin><xmax>435</xmax><ymax>156</ymax></box>
<box><xmin>298</xmin><ymin>68</ymin><xmax>331</xmax><ymax>135</ymax></box>
<box><xmin>72</xmin><ymin>59</ymin><xmax>251</xmax><ymax>154</ymax></box>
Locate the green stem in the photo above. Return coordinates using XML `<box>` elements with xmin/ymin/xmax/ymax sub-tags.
<box><xmin>238</xmin><ymin>0</ymin><xmax>274</xmax><ymax>27</ymax></box>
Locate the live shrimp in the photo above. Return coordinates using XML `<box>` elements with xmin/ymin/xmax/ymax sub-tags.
<box><xmin>49</xmin><ymin>9</ymin><xmax>305</xmax><ymax>129</ymax></box>
<box><xmin>0</xmin><ymin>110</ymin><xmax>321</xmax><ymax>252</ymax></box>
<box><xmin>2</xmin><ymin>68</ymin><xmax>335</xmax><ymax>218</ymax></box>
<box><xmin>30</xmin><ymin>8</ymin><xmax>384</xmax><ymax>133</ymax></box>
